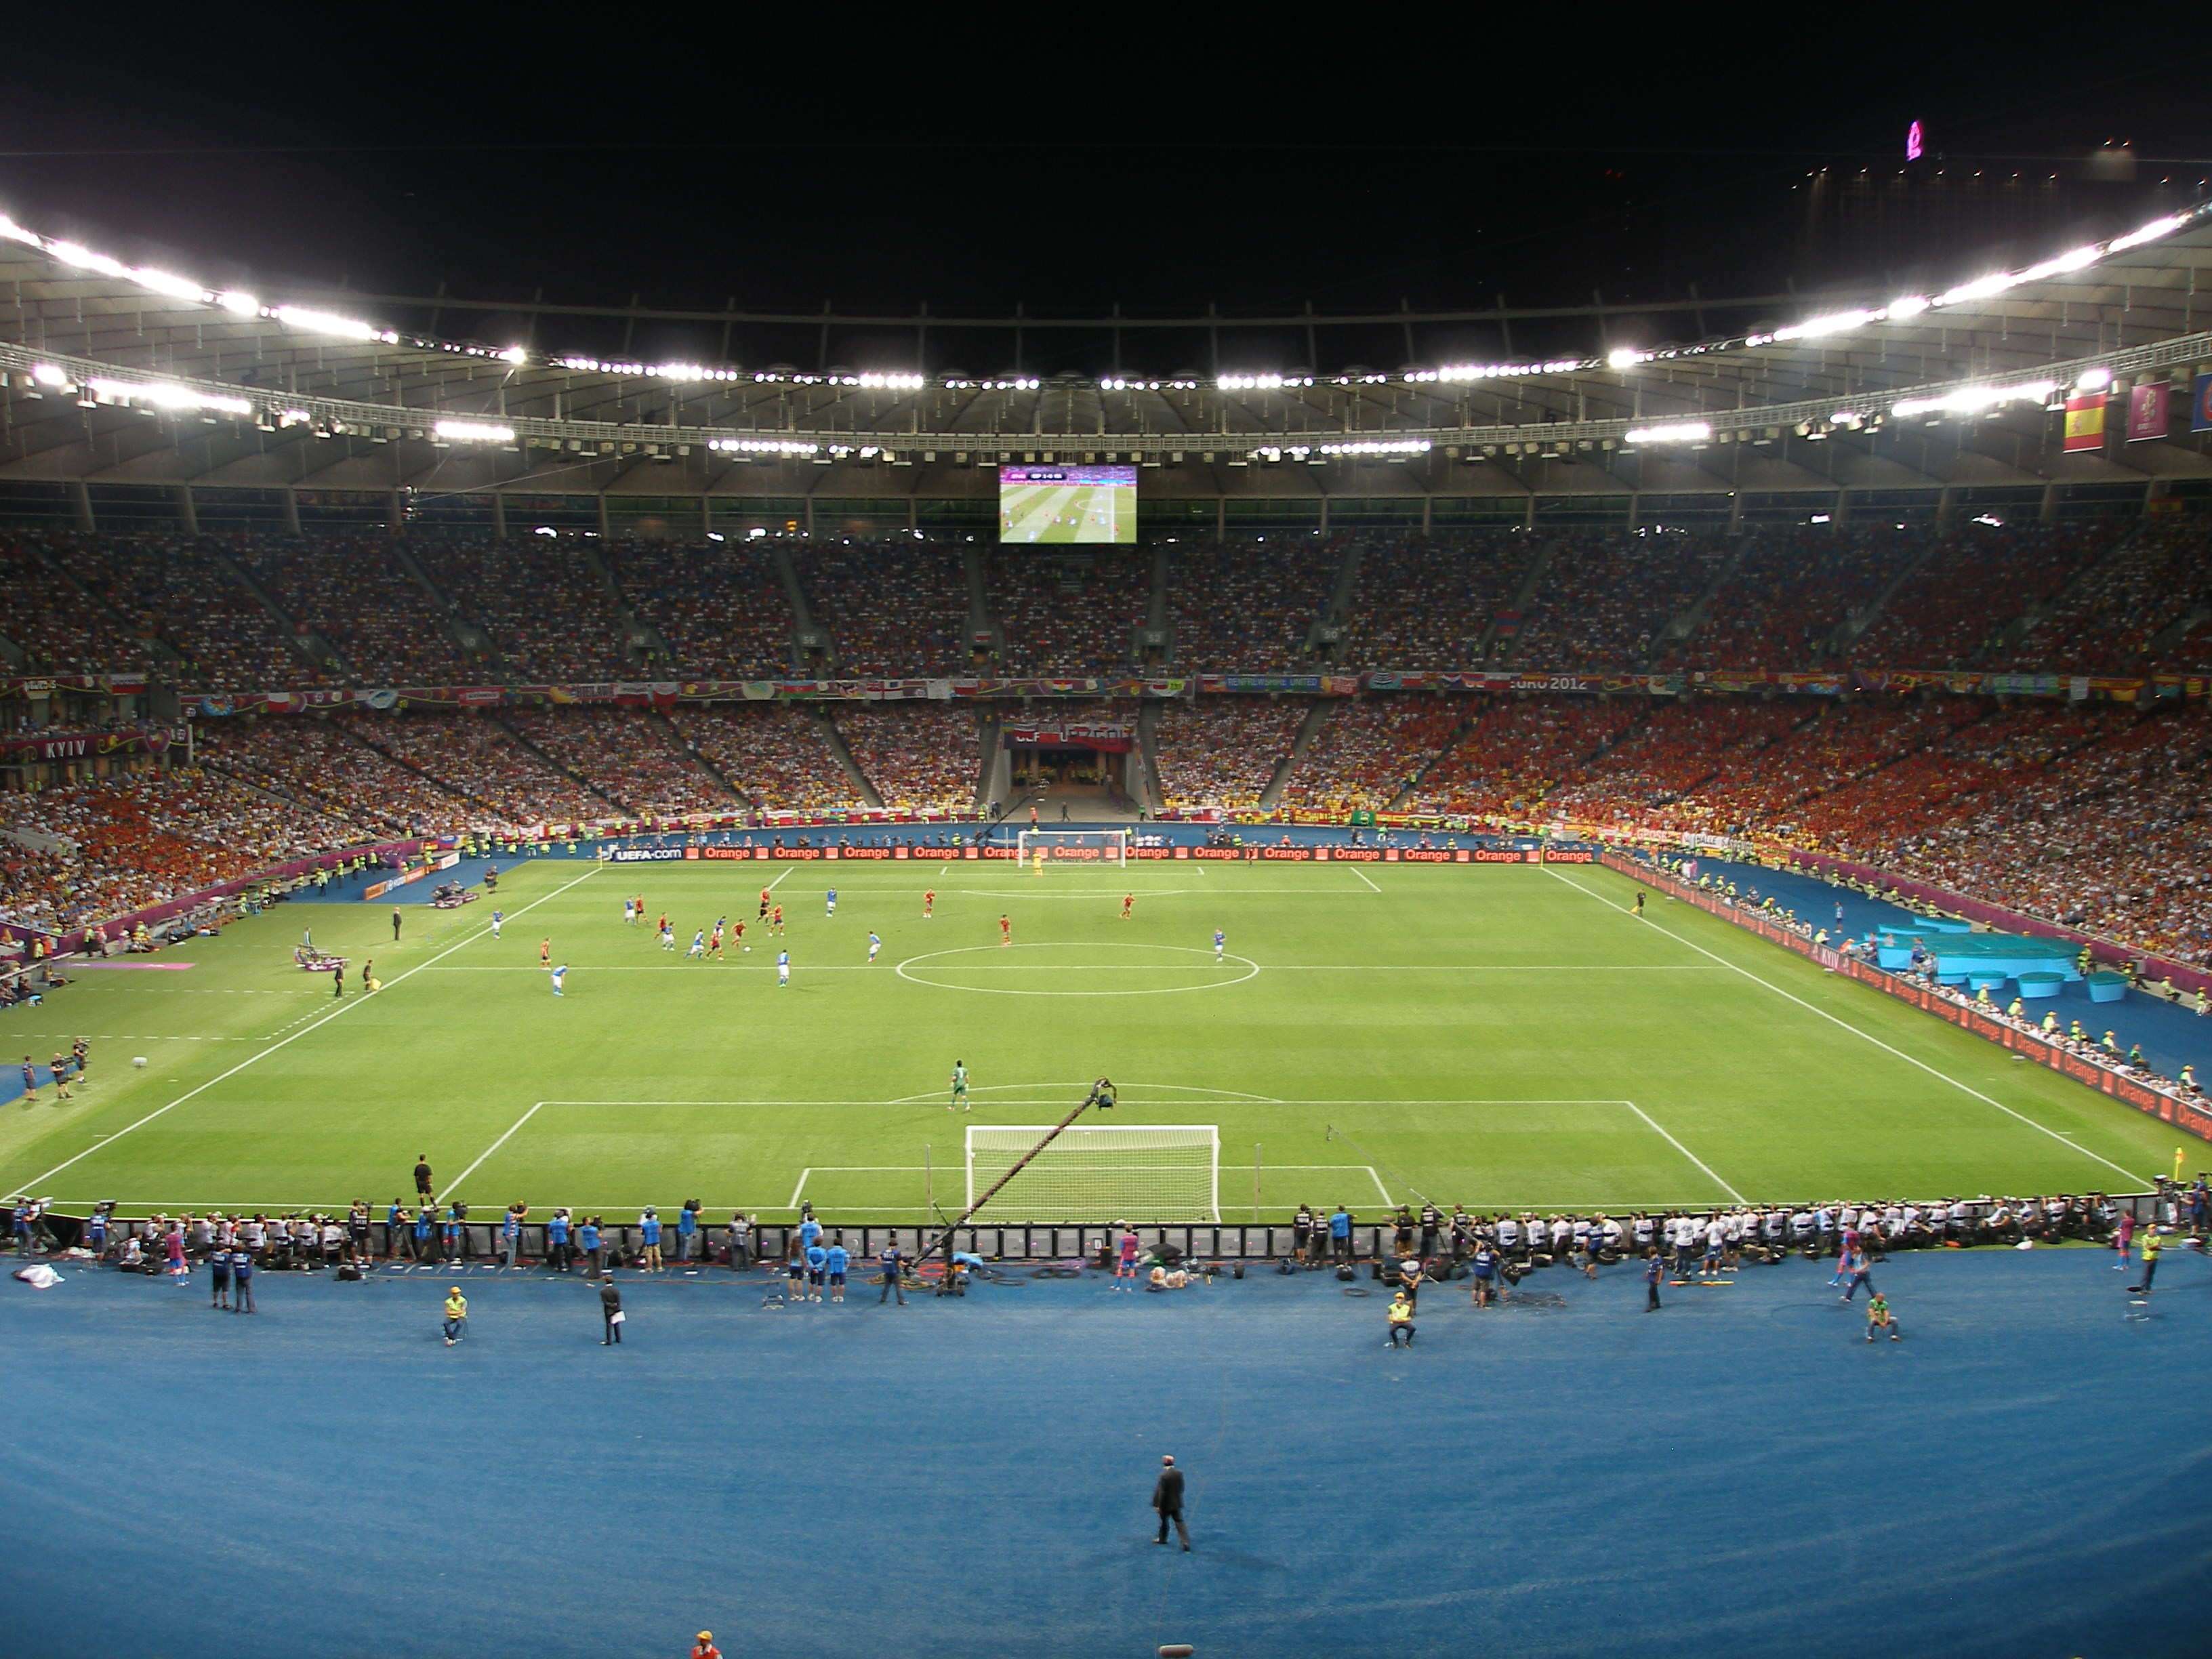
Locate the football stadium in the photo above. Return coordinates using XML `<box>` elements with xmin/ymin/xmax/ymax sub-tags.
<box><xmin>2</xmin><ymin>38</ymin><xmax>2210</xmax><ymax>1659</ymax></box>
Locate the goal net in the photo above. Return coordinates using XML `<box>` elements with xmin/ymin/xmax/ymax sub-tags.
<box><xmin>1015</xmin><ymin>828</ymin><xmax>1128</xmax><ymax>867</ymax></box>
<box><xmin>966</xmin><ymin>1124</ymin><xmax>1220</xmax><ymax>1221</ymax></box>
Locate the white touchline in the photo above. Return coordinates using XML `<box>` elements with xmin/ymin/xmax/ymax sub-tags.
<box><xmin>443</xmin><ymin>1102</ymin><xmax>545</xmax><ymax>1200</ymax></box>
<box><xmin>1350</xmin><ymin>867</ymin><xmax>1382</xmax><ymax>893</ymax></box>
<box><xmin>1545</xmin><ymin>867</ymin><xmax>2154</xmax><ymax>1185</ymax></box>
<box><xmin>789</xmin><ymin>1168</ymin><xmax>812</xmax><ymax>1208</ymax></box>
<box><xmin>11</xmin><ymin>862</ymin><xmax>603</xmax><ymax>1194</ymax></box>
<box><xmin>766</xmin><ymin>866</ymin><xmax>796</xmax><ymax>893</ymax></box>
<box><xmin>1619</xmin><ymin>1099</ymin><xmax>1744</xmax><ymax>1203</ymax></box>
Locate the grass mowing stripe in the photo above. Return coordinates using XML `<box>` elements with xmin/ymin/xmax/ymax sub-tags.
<box><xmin>12</xmin><ymin>863</ymin><xmax>601</xmax><ymax>1195</ymax></box>
<box><xmin>1544</xmin><ymin>866</ymin><xmax>2156</xmax><ymax>1187</ymax></box>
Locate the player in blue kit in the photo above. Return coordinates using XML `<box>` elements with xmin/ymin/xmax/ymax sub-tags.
<box><xmin>825</xmin><ymin>888</ymin><xmax>838</xmax><ymax>918</ymax></box>
<box><xmin>1214</xmin><ymin>928</ymin><xmax>1226</xmax><ymax>962</ymax></box>
<box><xmin>867</xmin><ymin>930</ymin><xmax>881</xmax><ymax>963</ymax></box>
<box><xmin>550</xmin><ymin>963</ymin><xmax>567</xmax><ymax>997</ymax></box>
<box><xmin>777</xmin><ymin>949</ymin><xmax>790</xmax><ymax>986</ymax></box>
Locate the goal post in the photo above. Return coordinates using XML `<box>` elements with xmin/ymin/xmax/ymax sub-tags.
<box><xmin>966</xmin><ymin>1124</ymin><xmax>1220</xmax><ymax>1221</ymax></box>
<box><xmin>1015</xmin><ymin>828</ymin><xmax>1129</xmax><ymax>867</ymax></box>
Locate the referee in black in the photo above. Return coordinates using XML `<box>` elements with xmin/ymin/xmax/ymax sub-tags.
<box><xmin>1151</xmin><ymin>1454</ymin><xmax>1190</xmax><ymax>1551</ymax></box>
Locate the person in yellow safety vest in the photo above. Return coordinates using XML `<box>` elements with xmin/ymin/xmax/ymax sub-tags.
<box><xmin>2129</xmin><ymin>1231</ymin><xmax>2162</xmax><ymax>1297</ymax></box>
<box><xmin>2041</xmin><ymin>1011</ymin><xmax>2060</xmax><ymax>1035</ymax></box>
<box><xmin>1975</xmin><ymin>985</ymin><xmax>1993</xmax><ymax>1008</ymax></box>
<box><xmin>2007</xmin><ymin>997</ymin><xmax>2024</xmax><ymax>1019</ymax></box>
<box><xmin>443</xmin><ymin>1288</ymin><xmax>468</xmax><ymax>1344</ymax></box>
<box><xmin>1385</xmin><ymin>1290</ymin><xmax>1415</xmax><ymax>1348</ymax></box>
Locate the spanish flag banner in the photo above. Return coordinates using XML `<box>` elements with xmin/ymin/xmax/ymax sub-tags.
<box><xmin>2063</xmin><ymin>392</ymin><xmax>2108</xmax><ymax>452</ymax></box>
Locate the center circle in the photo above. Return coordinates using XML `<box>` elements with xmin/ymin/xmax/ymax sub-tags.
<box><xmin>895</xmin><ymin>941</ymin><xmax>1261</xmax><ymax>997</ymax></box>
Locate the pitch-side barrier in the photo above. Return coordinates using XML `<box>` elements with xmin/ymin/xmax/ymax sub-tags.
<box><xmin>1604</xmin><ymin>850</ymin><xmax>2212</xmax><ymax>1146</ymax></box>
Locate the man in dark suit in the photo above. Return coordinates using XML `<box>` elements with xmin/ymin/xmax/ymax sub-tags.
<box><xmin>1152</xmin><ymin>1454</ymin><xmax>1189</xmax><ymax>1551</ymax></box>
<box><xmin>599</xmin><ymin>1273</ymin><xmax>623</xmax><ymax>1344</ymax></box>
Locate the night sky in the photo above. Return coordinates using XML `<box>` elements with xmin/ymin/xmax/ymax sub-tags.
<box><xmin>3</xmin><ymin>20</ymin><xmax>2202</xmax><ymax>376</ymax></box>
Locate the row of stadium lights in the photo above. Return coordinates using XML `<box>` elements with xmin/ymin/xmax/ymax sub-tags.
<box><xmin>0</xmin><ymin>356</ymin><xmax>2140</xmax><ymax>456</ymax></box>
<box><xmin>5</xmin><ymin>201</ymin><xmax>2204</xmax><ymax>399</ymax></box>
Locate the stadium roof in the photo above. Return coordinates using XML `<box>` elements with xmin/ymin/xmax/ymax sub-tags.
<box><xmin>3</xmin><ymin>198</ymin><xmax>2210</xmax><ymax>516</ymax></box>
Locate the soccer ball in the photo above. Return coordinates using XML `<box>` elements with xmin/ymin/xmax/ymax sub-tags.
<box><xmin>743</xmin><ymin>945</ymin><xmax>751</xmax><ymax>952</ymax></box>
<box><xmin>133</xmin><ymin>1057</ymin><xmax>147</xmax><ymax>1069</ymax></box>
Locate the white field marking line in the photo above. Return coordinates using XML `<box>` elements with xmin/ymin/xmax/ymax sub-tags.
<box><xmin>415</xmin><ymin>961</ymin><xmax>1725</xmax><ymax>973</ymax></box>
<box><xmin>886</xmin><ymin>1081</ymin><xmax>1280</xmax><ymax>1105</ymax></box>
<box><xmin>442</xmin><ymin>1102</ymin><xmax>545</xmax><ymax>1202</ymax></box>
<box><xmin>524</xmin><ymin>1095</ymin><xmax>1637</xmax><ymax>1109</ymax></box>
<box><xmin>1350</xmin><ymin>866</ymin><xmax>1382</xmax><ymax>893</ymax></box>
<box><xmin>1617</xmin><ymin>1099</ymin><xmax>1744</xmax><ymax>1204</ymax></box>
<box><xmin>1545</xmin><ymin>867</ymin><xmax>2155</xmax><ymax>1186</ymax></box>
<box><xmin>11</xmin><ymin>863</ymin><xmax>602</xmax><ymax>1194</ymax></box>
<box><xmin>792</xmin><ymin>1164</ymin><xmax>931</xmax><ymax>1206</ymax></box>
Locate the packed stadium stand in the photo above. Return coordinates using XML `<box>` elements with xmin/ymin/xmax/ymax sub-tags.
<box><xmin>1997</xmin><ymin>520</ymin><xmax>2212</xmax><ymax>675</ymax></box>
<box><xmin>43</xmin><ymin>532</ymin><xmax>307</xmax><ymax>685</ymax></box>
<box><xmin>342</xmin><ymin>711</ymin><xmax>609</xmax><ymax>823</ymax></box>
<box><xmin>199</xmin><ymin>716</ymin><xmax>460</xmax><ymax>838</ymax></box>
<box><xmin>1513</xmin><ymin>530</ymin><xmax>1736</xmax><ymax>670</ymax></box>
<box><xmin>1154</xmin><ymin>697</ymin><xmax>1310</xmax><ymax>808</ymax></box>
<box><xmin>1846</xmin><ymin>522</ymin><xmax>2125</xmax><ymax>671</ymax></box>
<box><xmin>602</xmin><ymin>539</ymin><xmax>793</xmax><ymax>680</ymax></box>
<box><xmin>1409</xmin><ymin>699</ymin><xmax>1641</xmax><ymax>818</ymax></box>
<box><xmin>501</xmin><ymin>708</ymin><xmax>733</xmax><ymax>816</ymax></box>
<box><xmin>413</xmin><ymin>539</ymin><xmax>634</xmax><ymax>682</ymax></box>
<box><xmin>1685</xmin><ymin>525</ymin><xmax>1925</xmax><ymax>670</ymax></box>
<box><xmin>793</xmin><ymin>543</ymin><xmax>970</xmax><ymax>676</ymax></box>
<box><xmin>231</xmin><ymin>536</ymin><xmax>479</xmax><ymax>683</ymax></box>
<box><xmin>662</xmin><ymin>704</ymin><xmax>859</xmax><ymax>811</ymax></box>
<box><xmin>1168</xmin><ymin>538</ymin><xmax>1341</xmax><ymax>671</ymax></box>
<box><xmin>0</xmin><ymin>536</ymin><xmax>122</xmax><ymax>675</ymax></box>
<box><xmin>1337</xmin><ymin>533</ymin><xmax>1532</xmax><ymax>669</ymax></box>
<box><xmin>831</xmin><ymin>704</ymin><xmax>978</xmax><ymax>811</ymax></box>
<box><xmin>987</xmin><ymin>545</ymin><xmax>1151</xmax><ymax>675</ymax></box>
<box><xmin>1280</xmin><ymin>696</ymin><xmax>1465</xmax><ymax>811</ymax></box>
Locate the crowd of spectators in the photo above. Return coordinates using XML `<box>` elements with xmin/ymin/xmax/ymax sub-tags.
<box><xmin>1154</xmin><ymin>699</ymin><xmax>1310</xmax><ymax>808</ymax></box>
<box><xmin>345</xmin><ymin>712</ymin><xmax>607</xmax><ymax>824</ymax></box>
<box><xmin>987</xmin><ymin>547</ymin><xmax>1151</xmax><ymax>676</ymax></box>
<box><xmin>234</xmin><ymin>536</ymin><xmax>476</xmax><ymax>684</ymax></box>
<box><xmin>1546</xmin><ymin>699</ymin><xmax>1803</xmax><ymax>827</ymax></box>
<box><xmin>793</xmin><ymin>544</ymin><xmax>970</xmax><ymax>677</ymax></box>
<box><xmin>1849</xmin><ymin>521</ymin><xmax>2126</xmax><ymax>670</ymax></box>
<box><xmin>415</xmin><ymin>539</ymin><xmax>632</xmax><ymax>681</ymax></box>
<box><xmin>604</xmin><ymin>539</ymin><xmax>792</xmax><ymax>680</ymax></box>
<box><xmin>0</xmin><ymin>537</ymin><xmax>129</xmax><ymax>674</ymax></box>
<box><xmin>1336</xmin><ymin>533</ymin><xmax>1532</xmax><ymax>670</ymax></box>
<box><xmin>503</xmin><ymin>708</ymin><xmax>731</xmax><ymax>816</ymax></box>
<box><xmin>662</xmin><ymin>705</ymin><xmax>859</xmax><ymax>811</ymax></box>
<box><xmin>832</xmin><ymin>704</ymin><xmax>978</xmax><ymax>811</ymax></box>
<box><xmin>1685</xmin><ymin>525</ymin><xmax>1925</xmax><ymax>670</ymax></box>
<box><xmin>199</xmin><ymin>718</ymin><xmax>459</xmax><ymax>838</ymax></box>
<box><xmin>1168</xmin><ymin>537</ymin><xmax>1343</xmax><ymax>672</ymax></box>
<box><xmin>45</xmin><ymin>531</ymin><xmax>308</xmax><ymax>686</ymax></box>
<box><xmin>1513</xmin><ymin>530</ymin><xmax>1734</xmax><ymax>670</ymax></box>
<box><xmin>1411</xmin><ymin>700</ymin><xmax>1637</xmax><ymax>818</ymax></box>
<box><xmin>1998</xmin><ymin>521</ymin><xmax>2212</xmax><ymax>675</ymax></box>
<box><xmin>0</xmin><ymin>769</ymin><xmax>344</xmax><ymax>933</ymax></box>
<box><xmin>1282</xmin><ymin>697</ymin><xmax>1465</xmax><ymax>812</ymax></box>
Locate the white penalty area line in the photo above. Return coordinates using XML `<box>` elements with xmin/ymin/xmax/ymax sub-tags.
<box><xmin>1617</xmin><ymin>1100</ymin><xmax>1743</xmax><ymax>1204</ymax></box>
<box><xmin>10</xmin><ymin>864</ymin><xmax>603</xmax><ymax>1195</ymax></box>
<box><xmin>443</xmin><ymin>1103</ymin><xmax>545</xmax><ymax>1202</ymax></box>
<box><xmin>1545</xmin><ymin>867</ymin><xmax>2154</xmax><ymax>1187</ymax></box>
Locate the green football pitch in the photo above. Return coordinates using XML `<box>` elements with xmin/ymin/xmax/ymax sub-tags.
<box><xmin>1000</xmin><ymin>482</ymin><xmax>1127</xmax><ymax>542</ymax></box>
<box><xmin>0</xmin><ymin>857</ymin><xmax>2179</xmax><ymax>1219</ymax></box>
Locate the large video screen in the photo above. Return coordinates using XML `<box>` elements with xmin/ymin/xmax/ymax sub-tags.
<box><xmin>998</xmin><ymin>464</ymin><xmax>1136</xmax><ymax>544</ymax></box>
